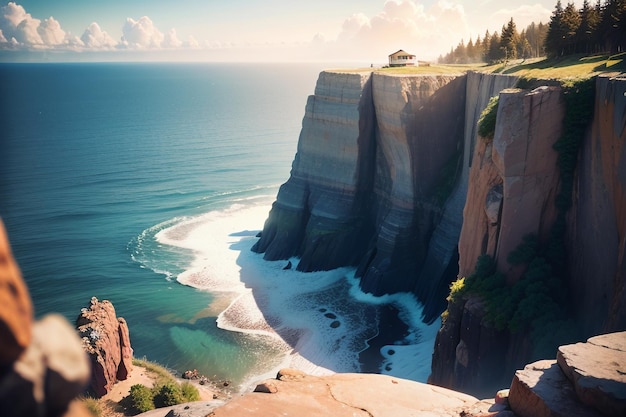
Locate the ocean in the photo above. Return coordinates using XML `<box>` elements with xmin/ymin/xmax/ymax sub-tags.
<box><xmin>0</xmin><ymin>62</ymin><xmax>438</xmax><ymax>390</ymax></box>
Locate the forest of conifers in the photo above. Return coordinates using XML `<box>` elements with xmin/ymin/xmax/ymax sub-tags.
<box><xmin>439</xmin><ymin>0</ymin><xmax>625</xmax><ymax>64</ymax></box>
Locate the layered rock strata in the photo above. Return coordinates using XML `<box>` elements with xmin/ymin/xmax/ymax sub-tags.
<box><xmin>0</xmin><ymin>219</ymin><xmax>91</xmax><ymax>417</ymax></box>
<box><xmin>253</xmin><ymin>70</ymin><xmax>471</xmax><ymax>314</ymax></box>
<box><xmin>252</xmin><ymin>71</ymin><xmax>376</xmax><ymax>270</ymax></box>
<box><xmin>76</xmin><ymin>296</ymin><xmax>133</xmax><ymax>397</ymax></box>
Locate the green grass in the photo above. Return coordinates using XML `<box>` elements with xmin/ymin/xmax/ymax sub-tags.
<box><xmin>332</xmin><ymin>53</ymin><xmax>625</xmax><ymax>78</ymax></box>
<box><xmin>132</xmin><ymin>357</ymin><xmax>177</xmax><ymax>384</ymax></box>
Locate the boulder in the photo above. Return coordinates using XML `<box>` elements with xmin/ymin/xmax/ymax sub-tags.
<box><xmin>0</xmin><ymin>220</ymin><xmax>32</xmax><ymax>366</ymax></box>
<box><xmin>0</xmin><ymin>219</ymin><xmax>91</xmax><ymax>417</ymax></box>
<box><xmin>76</xmin><ymin>296</ymin><xmax>133</xmax><ymax>397</ymax></box>
<box><xmin>508</xmin><ymin>359</ymin><xmax>603</xmax><ymax>417</ymax></box>
<box><xmin>557</xmin><ymin>332</ymin><xmax>626</xmax><ymax>416</ymax></box>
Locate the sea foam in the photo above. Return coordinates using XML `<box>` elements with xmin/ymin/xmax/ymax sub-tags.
<box><xmin>155</xmin><ymin>199</ymin><xmax>440</xmax><ymax>387</ymax></box>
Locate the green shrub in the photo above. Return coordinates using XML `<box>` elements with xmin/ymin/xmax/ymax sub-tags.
<box><xmin>129</xmin><ymin>384</ymin><xmax>154</xmax><ymax>413</ymax></box>
<box><xmin>153</xmin><ymin>382</ymin><xmax>185</xmax><ymax>408</ymax></box>
<box><xmin>477</xmin><ymin>96</ymin><xmax>500</xmax><ymax>140</ymax></box>
<box><xmin>181</xmin><ymin>381</ymin><xmax>200</xmax><ymax>402</ymax></box>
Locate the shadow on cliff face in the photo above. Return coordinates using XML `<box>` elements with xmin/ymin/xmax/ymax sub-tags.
<box><xmin>358</xmin><ymin>75</ymin><xmax>468</xmax><ymax>325</ymax></box>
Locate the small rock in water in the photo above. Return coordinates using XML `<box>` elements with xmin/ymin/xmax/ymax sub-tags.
<box><xmin>283</xmin><ymin>261</ymin><xmax>292</xmax><ymax>270</ymax></box>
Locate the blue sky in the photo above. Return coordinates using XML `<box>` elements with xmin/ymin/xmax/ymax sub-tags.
<box><xmin>0</xmin><ymin>1</ymin><xmax>572</xmax><ymax>62</ymax></box>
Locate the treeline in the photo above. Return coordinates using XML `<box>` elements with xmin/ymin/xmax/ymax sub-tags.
<box><xmin>545</xmin><ymin>0</ymin><xmax>625</xmax><ymax>57</ymax></box>
<box><xmin>439</xmin><ymin>0</ymin><xmax>626</xmax><ymax>64</ymax></box>
<box><xmin>438</xmin><ymin>20</ymin><xmax>548</xmax><ymax>64</ymax></box>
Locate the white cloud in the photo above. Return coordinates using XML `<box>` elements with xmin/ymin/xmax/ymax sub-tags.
<box><xmin>321</xmin><ymin>0</ymin><xmax>470</xmax><ymax>61</ymax></box>
<box><xmin>38</xmin><ymin>16</ymin><xmax>65</xmax><ymax>45</ymax></box>
<box><xmin>0</xmin><ymin>29</ymin><xmax>6</xmax><ymax>43</ymax></box>
<box><xmin>183</xmin><ymin>35</ymin><xmax>199</xmax><ymax>48</ymax></box>
<box><xmin>1</xmin><ymin>2</ymin><xmax>43</xmax><ymax>46</ymax></box>
<box><xmin>121</xmin><ymin>16</ymin><xmax>164</xmax><ymax>48</ymax></box>
<box><xmin>81</xmin><ymin>22</ymin><xmax>116</xmax><ymax>49</ymax></box>
<box><xmin>163</xmin><ymin>28</ymin><xmax>182</xmax><ymax>48</ymax></box>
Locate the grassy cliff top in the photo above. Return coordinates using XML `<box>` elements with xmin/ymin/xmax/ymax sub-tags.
<box><xmin>334</xmin><ymin>53</ymin><xmax>625</xmax><ymax>79</ymax></box>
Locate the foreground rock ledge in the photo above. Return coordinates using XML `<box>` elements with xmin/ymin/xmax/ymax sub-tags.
<box><xmin>198</xmin><ymin>369</ymin><xmax>483</xmax><ymax>417</ymax></box>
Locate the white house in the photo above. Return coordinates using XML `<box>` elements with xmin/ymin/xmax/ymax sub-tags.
<box><xmin>388</xmin><ymin>49</ymin><xmax>417</xmax><ymax>67</ymax></box>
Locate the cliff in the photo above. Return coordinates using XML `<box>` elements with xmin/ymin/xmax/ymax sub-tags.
<box><xmin>567</xmin><ymin>74</ymin><xmax>626</xmax><ymax>335</ymax></box>
<box><xmin>253</xmin><ymin>70</ymin><xmax>496</xmax><ymax>321</ymax></box>
<box><xmin>431</xmin><ymin>84</ymin><xmax>567</xmax><ymax>394</ymax></box>
<box><xmin>431</xmin><ymin>73</ymin><xmax>626</xmax><ymax>395</ymax></box>
<box><xmin>254</xmin><ymin>68</ymin><xmax>626</xmax><ymax>395</ymax></box>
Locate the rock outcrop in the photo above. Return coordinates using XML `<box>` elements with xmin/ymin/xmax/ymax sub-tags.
<box><xmin>556</xmin><ymin>332</ymin><xmax>626</xmax><ymax>416</ymax></box>
<box><xmin>76</xmin><ymin>296</ymin><xmax>133</xmax><ymax>397</ymax></box>
<box><xmin>0</xmin><ymin>219</ymin><xmax>91</xmax><ymax>417</ymax></box>
<box><xmin>509</xmin><ymin>332</ymin><xmax>626</xmax><ymax>417</ymax></box>
<box><xmin>206</xmin><ymin>368</ymin><xmax>485</xmax><ymax>417</ymax></box>
<box><xmin>457</xmin><ymin>85</ymin><xmax>564</xmax><ymax>280</ymax></box>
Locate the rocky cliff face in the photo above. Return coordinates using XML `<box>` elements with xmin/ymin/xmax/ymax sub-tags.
<box><xmin>568</xmin><ymin>74</ymin><xmax>626</xmax><ymax>335</ymax></box>
<box><xmin>252</xmin><ymin>71</ymin><xmax>376</xmax><ymax>270</ymax></box>
<box><xmin>253</xmin><ymin>70</ymin><xmax>468</xmax><ymax>316</ymax></box>
<box><xmin>254</xmin><ymin>69</ymin><xmax>626</xmax><ymax>395</ymax></box>
<box><xmin>432</xmin><ymin>74</ymin><xmax>626</xmax><ymax>395</ymax></box>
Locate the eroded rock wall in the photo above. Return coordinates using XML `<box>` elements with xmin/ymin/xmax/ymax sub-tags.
<box><xmin>568</xmin><ymin>74</ymin><xmax>626</xmax><ymax>334</ymax></box>
<box><xmin>252</xmin><ymin>71</ymin><xmax>376</xmax><ymax>270</ymax></box>
<box><xmin>415</xmin><ymin>72</ymin><xmax>518</xmax><ymax>322</ymax></box>
<box><xmin>358</xmin><ymin>74</ymin><xmax>466</xmax><ymax>297</ymax></box>
<box><xmin>431</xmin><ymin>84</ymin><xmax>566</xmax><ymax>395</ymax></box>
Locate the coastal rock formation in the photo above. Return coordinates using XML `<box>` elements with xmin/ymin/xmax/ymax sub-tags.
<box><xmin>358</xmin><ymin>73</ymin><xmax>466</xmax><ymax>300</ymax></box>
<box><xmin>252</xmin><ymin>71</ymin><xmax>376</xmax><ymax>270</ymax></box>
<box><xmin>567</xmin><ymin>74</ymin><xmax>626</xmax><ymax>335</ymax></box>
<box><xmin>76</xmin><ymin>296</ymin><xmax>133</xmax><ymax>397</ymax></box>
<box><xmin>254</xmin><ymin>68</ymin><xmax>626</xmax><ymax>395</ymax></box>
<box><xmin>0</xmin><ymin>219</ymin><xmax>91</xmax><ymax>417</ymax></box>
<box><xmin>253</xmin><ymin>70</ymin><xmax>471</xmax><ymax>316</ymax></box>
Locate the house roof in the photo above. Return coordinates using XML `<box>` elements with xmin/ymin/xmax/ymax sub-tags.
<box><xmin>389</xmin><ymin>49</ymin><xmax>415</xmax><ymax>57</ymax></box>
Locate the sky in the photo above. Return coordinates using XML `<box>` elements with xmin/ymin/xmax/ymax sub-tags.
<box><xmin>0</xmin><ymin>0</ymin><xmax>577</xmax><ymax>63</ymax></box>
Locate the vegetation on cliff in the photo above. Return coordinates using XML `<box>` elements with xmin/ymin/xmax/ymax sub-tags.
<box><xmin>476</xmin><ymin>96</ymin><xmax>500</xmax><ymax>141</ymax></box>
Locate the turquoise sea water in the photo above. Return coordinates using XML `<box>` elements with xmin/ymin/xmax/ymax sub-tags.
<box><xmin>0</xmin><ymin>62</ymin><xmax>438</xmax><ymax>389</ymax></box>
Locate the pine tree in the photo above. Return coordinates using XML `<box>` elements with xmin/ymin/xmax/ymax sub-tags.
<box><xmin>577</xmin><ymin>0</ymin><xmax>601</xmax><ymax>53</ymax></box>
<box><xmin>545</xmin><ymin>0</ymin><xmax>566</xmax><ymax>57</ymax></box>
<box><xmin>562</xmin><ymin>2</ymin><xmax>582</xmax><ymax>54</ymax></box>
<box><xmin>501</xmin><ymin>18</ymin><xmax>520</xmax><ymax>60</ymax></box>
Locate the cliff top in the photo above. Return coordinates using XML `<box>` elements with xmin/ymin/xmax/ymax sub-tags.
<box><xmin>333</xmin><ymin>52</ymin><xmax>625</xmax><ymax>79</ymax></box>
